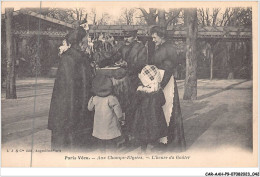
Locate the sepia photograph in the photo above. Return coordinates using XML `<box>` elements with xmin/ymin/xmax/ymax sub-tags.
<box><xmin>1</xmin><ymin>1</ymin><xmax>258</xmax><ymax>170</ymax></box>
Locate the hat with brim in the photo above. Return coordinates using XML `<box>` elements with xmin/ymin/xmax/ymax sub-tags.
<box><xmin>122</xmin><ymin>29</ymin><xmax>138</xmax><ymax>37</ymax></box>
<box><xmin>92</xmin><ymin>74</ymin><xmax>113</xmax><ymax>97</ymax></box>
<box><xmin>149</xmin><ymin>25</ymin><xmax>167</xmax><ymax>37</ymax></box>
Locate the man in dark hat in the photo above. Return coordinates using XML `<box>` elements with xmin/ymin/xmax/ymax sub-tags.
<box><xmin>48</xmin><ymin>26</ymin><xmax>93</xmax><ymax>151</ymax></box>
<box><xmin>118</xmin><ymin>29</ymin><xmax>148</xmax><ymax>139</ymax></box>
<box><xmin>119</xmin><ymin>29</ymin><xmax>147</xmax><ymax>69</ymax></box>
<box><xmin>122</xmin><ymin>29</ymin><xmax>138</xmax><ymax>45</ymax></box>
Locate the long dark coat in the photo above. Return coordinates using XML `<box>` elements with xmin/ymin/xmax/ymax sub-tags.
<box><xmin>151</xmin><ymin>40</ymin><xmax>186</xmax><ymax>152</ymax></box>
<box><xmin>121</xmin><ymin>40</ymin><xmax>147</xmax><ymax>76</ymax></box>
<box><xmin>120</xmin><ymin>40</ymin><xmax>148</xmax><ymax>133</ymax></box>
<box><xmin>151</xmin><ymin>40</ymin><xmax>178</xmax><ymax>88</ymax></box>
<box><xmin>131</xmin><ymin>90</ymin><xmax>167</xmax><ymax>143</ymax></box>
<box><xmin>48</xmin><ymin>47</ymin><xmax>93</xmax><ymax>149</ymax></box>
<box><xmin>120</xmin><ymin>40</ymin><xmax>148</xmax><ymax>94</ymax></box>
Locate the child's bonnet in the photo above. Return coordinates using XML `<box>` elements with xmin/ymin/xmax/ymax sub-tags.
<box><xmin>138</xmin><ymin>65</ymin><xmax>162</xmax><ymax>93</ymax></box>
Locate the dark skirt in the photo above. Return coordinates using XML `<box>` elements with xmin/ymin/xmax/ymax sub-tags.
<box><xmin>131</xmin><ymin>90</ymin><xmax>168</xmax><ymax>143</ymax></box>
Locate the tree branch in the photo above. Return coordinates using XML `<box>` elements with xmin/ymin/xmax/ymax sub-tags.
<box><xmin>135</xmin><ymin>16</ymin><xmax>145</xmax><ymax>18</ymax></box>
<box><xmin>212</xmin><ymin>8</ymin><xmax>220</xmax><ymax>26</ymax></box>
<box><xmin>165</xmin><ymin>9</ymin><xmax>181</xmax><ymax>27</ymax></box>
<box><xmin>139</xmin><ymin>8</ymin><xmax>149</xmax><ymax>18</ymax></box>
<box><xmin>138</xmin><ymin>8</ymin><xmax>157</xmax><ymax>25</ymax></box>
<box><xmin>224</xmin><ymin>8</ymin><xmax>235</xmax><ymax>26</ymax></box>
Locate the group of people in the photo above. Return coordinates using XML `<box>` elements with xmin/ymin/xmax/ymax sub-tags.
<box><xmin>48</xmin><ymin>25</ymin><xmax>186</xmax><ymax>153</ymax></box>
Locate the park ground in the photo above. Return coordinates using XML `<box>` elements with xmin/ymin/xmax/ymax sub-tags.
<box><xmin>1</xmin><ymin>77</ymin><xmax>255</xmax><ymax>167</ymax></box>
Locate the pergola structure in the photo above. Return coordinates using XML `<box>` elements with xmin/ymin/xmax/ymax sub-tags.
<box><xmin>2</xmin><ymin>10</ymin><xmax>74</xmax><ymax>38</ymax></box>
<box><xmin>2</xmin><ymin>10</ymin><xmax>251</xmax><ymax>42</ymax></box>
<box><xmin>88</xmin><ymin>24</ymin><xmax>252</xmax><ymax>41</ymax></box>
<box><xmin>88</xmin><ymin>24</ymin><xmax>252</xmax><ymax>80</ymax></box>
<box><xmin>2</xmin><ymin>10</ymin><xmax>252</xmax><ymax>80</ymax></box>
<box><xmin>1</xmin><ymin>10</ymin><xmax>75</xmax><ymax>78</ymax></box>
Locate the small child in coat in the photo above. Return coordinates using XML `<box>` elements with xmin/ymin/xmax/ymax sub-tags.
<box><xmin>88</xmin><ymin>74</ymin><xmax>123</xmax><ymax>152</ymax></box>
<box><xmin>131</xmin><ymin>65</ymin><xmax>168</xmax><ymax>153</ymax></box>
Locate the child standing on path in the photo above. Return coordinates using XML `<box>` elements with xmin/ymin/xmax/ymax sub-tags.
<box><xmin>88</xmin><ymin>74</ymin><xmax>123</xmax><ymax>152</ymax></box>
<box><xmin>131</xmin><ymin>65</ymin><xmax>168</xmax><ymax>153</ymax></box>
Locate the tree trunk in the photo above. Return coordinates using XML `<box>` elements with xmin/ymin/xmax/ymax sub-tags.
<box><xmin>183</xmin><ymin>8</ymin><xmax>198</xmax><ymax>100</ymax></box>
<box><xmin>139</xmin><ymin>8</ymin><xmax>157</xmax><ymax>26</ymax></box>
<box><xmin>158</xmin><ymin>9</ymin><xmax>166</xmax><ymax>28</ymax></box>
<box><xmin>148</xmin><ymin>8</ymin><xmax>157</xmax><ymax>25</ymax></box>
<box><xmin>5</xmin><ymin>8</ymin><xmax>17</xmax><ymax>99</ymax></box>
<box><xmin>139</xmin><ymin>8</ymin><xmax>157</xmax><ymax>64</ymax></box>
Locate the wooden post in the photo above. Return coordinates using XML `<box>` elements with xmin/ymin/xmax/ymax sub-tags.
<box><xmin>21</xmin><ymin>38</ymin><xmax>27</xmax><ymax>56</ymax></box>
<box><xmin>210</xmin><ymin>51</ymin><xmax>213</xmax><ymax>80</ymax></box>
<box><xmin>183</xmin><ymin>8</ymin><xmax>198</xmax><ymax>100</ymax></box>
<box><xmin>209</xmin><ymin>43</ymin><xmax>214</xmax><ymax>80</ymax></box>
<box><xmin>5</xmin><ymin>8</ymin><xmax>17</xmax><ymax>99</ymax></box>
<box><xmin>227</xmin><ymin>42</ymin><xmax>234</xmax><ymax>79</ymax></box>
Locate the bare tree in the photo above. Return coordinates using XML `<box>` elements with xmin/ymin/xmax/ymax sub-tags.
<box><xmin>198</xmin><ymin>8</ymin><xmax>206</xmax><ymax>26</ymax></box>
<box><xmin>139</xmin><ymin>8</ymin><xmax>181</xmax><ymax>28</ymax></box>
<box><xmin>135</xmin><ymin>16</ymin><xmax>147</xmax><ymax>25</ymax></box>
<box><xmin>164</xmin><ymin>8</ymin><xmax>182</xmax><ymax>28</ymax></box>
<box><xmin>89</xmin><ymin>8</ymin><xmax>97</xmax><ymax>25</ymax></box>
<box><xmin>46</xmin><ymin>8</ymin><xmax>75</xmax><ymax>23</ymax></box>
<box><xmin>197</xmin><ymin>8</ymin><xmax>220</xmax><ymax>26</ymax></box>
<box><xmin>121</xmin><ymin>8</ymin><xmax>136</xmax><ymax>25</ymax></box>
<box><xmin>212</xmin><ymin>8</ymin><xmax>221</xmax><ymax>26</ymax></box>
<box><xmin>196</xmin><ymin>7</ymin><xmax>252</xmax><ymax>80</ymax></box>
<box><xmin>183</xmin><ymin>8</ymin><xmax>198</xmax><ymax>100</ymax></box>
<box><xmin>46</xmin><ymin>8</ymin><xmax>88</xmax><ymax>24</ymax></box>
<box><xmin>66</xmin><ymin>8</ymin><xmax>88</xmax><ymax>22</ymax></box>
<box><xmin>157</xmin><ymin>8</ymin><xmax>183</xmax><ymax>28</ymax></box>
<box><xmin>134</xmin><ymin>9</ymin><xmax>149</xmax><ymax>25</ymax></box>
<box><xmin>166</xmin><ymin>8</ymin><xmax>183</xmax><ymax>26</ymax></box>
<box><xmin>158</xmin><ymin>9</ymin><xmax>166</xmax><ymax>27</ymax></box>
<box><xmin>87</xmin><ymin>9</ymin><xmax>111</xmax><ymax>25</ymax></box>
<box><xmin>139</xmin><ymin>8</ymin><xmax>157</xmax><ymax>25</ymax></box>
<box><xmin>197</xmin><ymin>8</ymin><xmax>221</xmax><ymax>80</ymax></box>
<box><xmin>97</xmin><ymin>12</ymin><xmax>111</xmax><ymax>25</ymax></box>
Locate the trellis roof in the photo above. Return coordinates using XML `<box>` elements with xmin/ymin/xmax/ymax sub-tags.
<box><xmin>2</xmin><ymin>10</ymin><xmax>75</xmax><ymax>29</ymax></box>
<box><xmin>88</xmin><ymin>25</ymin><xmax>252</xmax><ymax>40</ymax></box>
<box><xmin>2</xmin><ymin>10</ymin><xmax>252</xmax><ymax>40</ymax></box>
<box><xmin>2</xmin><ymin>10</ymin><xmax>74</xmax><ymax>38</ymax></box>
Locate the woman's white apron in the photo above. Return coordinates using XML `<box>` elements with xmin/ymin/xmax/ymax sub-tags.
<box><xmin>158</xmin><ymin>70</ymin><xmax>174</xmax><ymax>144</ymax></box>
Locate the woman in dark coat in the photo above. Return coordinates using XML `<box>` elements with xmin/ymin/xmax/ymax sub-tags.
<box><xmin>150</xmin><ymin>26</ymin><xmax>186</xmax><ymax>152</ymax></box>
<box><xmin>48</xmin><ymin>26</ymin><xmax>93</xmax><ymax>150</ymax></box>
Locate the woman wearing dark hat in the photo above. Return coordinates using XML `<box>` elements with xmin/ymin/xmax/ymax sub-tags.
<box><xmin>48</xmin><ymin>26</ymin><xmax>93</xmax><ymax>150</ymax></box>
<box><xmin>150</xmin><ymin>25</ymin><xmax>186</xmax><ymax>152</ymax></box>
<box><xmin>88</xmin><ymin>74</ymin><xmax>123</xmax><ymax>152</ymax></box>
